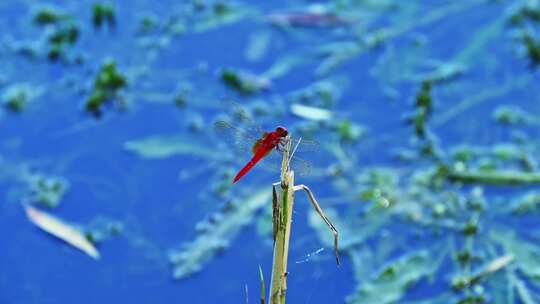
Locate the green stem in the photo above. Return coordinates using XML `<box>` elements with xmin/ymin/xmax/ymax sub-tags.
<box><xmin>259</xmin><ymin>265</ymin><xmax>265</xmax><ymax>304</ymax></box>
<box><xmin>269</xmin><ymin>137</ymin><xmax>295</xmax><ymax>304</ymax></box>
<box><xmin>448</xmin><ymin>170</ymin><xmax>540</xmax><ymax>185</ymax></box>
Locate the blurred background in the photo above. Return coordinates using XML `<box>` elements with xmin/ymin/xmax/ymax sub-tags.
<box><xmin>1</xmin><ymin>0</ymin><xmax>540</xmax><ymax>303</ymax></box>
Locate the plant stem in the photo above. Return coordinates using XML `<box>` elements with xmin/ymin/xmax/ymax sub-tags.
<box><xmin>259</xmin><ymin>265</ymin><xmax>265</xmax><ymax>304</ymax></box>
<box><xmin>269</xmin><ymin>137</ymin><xmax>295</xmax><ymax>304</ymax></box>
<box><xmin>448</xmin><ymin>170</ymin><xmax>540</xmax><ymax>185</ymax></box>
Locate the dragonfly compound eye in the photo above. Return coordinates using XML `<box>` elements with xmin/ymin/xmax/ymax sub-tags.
<box><xmin>276</xmin><ymin>126</ymin><xmax>288</xmax><ymax>136</ymax></box>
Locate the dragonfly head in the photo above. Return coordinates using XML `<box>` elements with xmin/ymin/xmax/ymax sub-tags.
<box><xmin>275</xmin><ymin>126</ymin><xmax>288</xmax><ymax>137</ymax></box>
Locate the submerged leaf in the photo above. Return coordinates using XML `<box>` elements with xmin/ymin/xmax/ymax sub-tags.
<box><xmin>347</xmin><ymin>251</ymin><xmax>436</xmax><ymax>304</ymax></box>
<box><xmin>124</xmin><ymin>135</ymin><xmax>216</xmax><ymax>159</ymax></box>
<box><xmin>169</xmin><ymin>188</ymin><xmax>271</xmax><ymax>279</ymax></box>
<box><xmin>490</xmin><ymin>231</ymin><xmax>540</xmax><ymax>280</ymax></box>
<box><xmin>511</xmin><ymin>191</ymin><xmax>540</xmax><ymax>214</ymax></box>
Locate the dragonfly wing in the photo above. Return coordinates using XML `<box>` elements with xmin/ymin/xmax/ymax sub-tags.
<box><xmin>288</xmin><ymin>137</ymin><xmax>320</xmax><ymax>153</ymax></box>
<box><xmin>256</xmin><ymin>149</ymin><xmax>312</xmax><ymax>177</ymax></box>
<box><xmin>224</xmin><ymin>100</ymin><xmax>266</xmax><ymax>138</ymax></box>
<box><xmin>214</xmin><ymin>120</ymin><xmax>259</xmax><ymax>154</ymax></box>
<box><xmin>214</xmin><ymin>100</ymin><xmax>269</xmax><ymax>154</ymax></box>
<box><xmin>289</xmin><ymin>155</ymin><xmax>312</xmax><ymax>176</ymax></box>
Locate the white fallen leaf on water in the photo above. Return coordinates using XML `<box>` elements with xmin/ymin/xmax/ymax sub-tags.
<box><xmin>24</xmin><ymin>205</ymin><xmax>100</xmax><ymax>260</ymax></box>
<box><xmin>290</xmin><ymin>103</ymin><xmax>333</xmax><ymax>121</ymax></box>
<box><xmin>477</xmin><ymin>254</ymin><xmax>514</xmax><ymax>278</ymax></box>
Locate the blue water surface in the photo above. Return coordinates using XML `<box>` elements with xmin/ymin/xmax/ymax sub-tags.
<box><xmin>1</xmin><ymin>1</ymin><xmax>539</xmax><ymax>303</ymax></box>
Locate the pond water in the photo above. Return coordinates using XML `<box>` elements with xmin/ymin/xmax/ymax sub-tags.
<box><xmin>1</xmin><ymin>1</ymin><xmax>540</xmax><ymax>303</ymax></box>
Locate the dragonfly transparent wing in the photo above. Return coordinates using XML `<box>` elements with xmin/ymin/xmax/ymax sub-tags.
<box><xmin>214</xmin><ymin>120</ymin><xmax>259</xmax><ymax>154</ymax></box>
<box><xmin>214</xmin><ymin>99</ymin><xmax>271</xmax><ymax>153</ymax></box>
<box><xmin>286</xmin><ymin>136</ymin><xmax>316</xmax><ymax>176</ymax></box>
<box><xmin>289</xmin><ymin>154</ymin><xmax>312</xmax><ymax>176</ymax></box>
<box><xmin>259</xmin><ymin>148</ymin><xmax>312</xmax><ymax>176</ymax></box>
<box><xmin>288</xmin><ymin>137</ymin><xmax>320</xmax><ymax>153</ymax></box>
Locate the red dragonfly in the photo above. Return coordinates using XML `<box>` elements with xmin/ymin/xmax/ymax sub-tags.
<box><xmin>214</xmin><ymin>104</ymin><xmax>315</xmax><ymax>183</ymax></box>
<box><xmin>232</xmin><ymin>126</ymin><xmax>288</xmax><ymax>183</ymax></box>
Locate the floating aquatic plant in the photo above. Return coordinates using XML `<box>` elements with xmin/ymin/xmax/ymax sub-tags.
<box><xmin>84</xmin><ymin>216</ymin><xmax>124</xmax><ymax>243</ymax></box>
<box><xmin>30</xmin><ymin>7</ymin><xmax>80</xmax><ymax>62</ymax></box>
<box><xmin>32</xmin><ymin>6</ymin><xmax>69</xmax><ymax>26</ymax></box>
<box><xmin>85</xmin><ymin>59</ymin><xmax>127</xmax><ymax>117</ymax></box>
<box><xmin>92</xmin><ymin>2</ymin><xmax>116</xmax><ymax>29</ymax></box>
<box><xmin>26</xmin><ymin>174</ymin><xmax>69</xmax><ymax>209</ymax></box>
<box><xmin>220</xmin><ymin>68</ymin><xmax>271</xmax><ymax>95</ymax></box>
<box><xmin>1</xmin><ymin>83</ymin><xmax>42</xmax><ymax>113</ymax></box>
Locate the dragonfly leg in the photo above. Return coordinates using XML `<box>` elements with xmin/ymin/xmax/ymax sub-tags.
<box><xmin>277</xmin><ymin>137</ymin><xmax>288</xmax><ymax>151</ymax></box>
<box><xmin>276</xmin><ymin>138</ymin><xmax>287</xmax><ymax>151</ymax></box>
<box><xmin>293</xmin><ymin>184</ymin><xmax>340</xmax><ymax>266</ymax></box>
